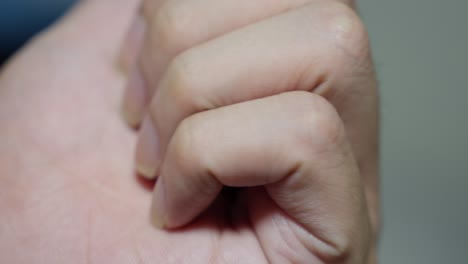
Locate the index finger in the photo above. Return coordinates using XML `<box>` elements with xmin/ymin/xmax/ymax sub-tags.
<box><xmin>152</xmin><ymin>91</ymin><xmax>372</xmax><ymax>263</ymax></box>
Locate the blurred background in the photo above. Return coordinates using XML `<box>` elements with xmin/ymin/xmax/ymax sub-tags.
<box><xmin>359</xmin><ymin>0</ymin><xmax>468</xmax><ymax>263</ymax></box>
<box><xmin>1</xmin><ymin>0</ymin><xmax>467</xmax><ymax>263</ymax></box>
<box><xmin>0</xmin><ymin>0</ymin><xmax>75</xmax><ymax>62</ymax></box>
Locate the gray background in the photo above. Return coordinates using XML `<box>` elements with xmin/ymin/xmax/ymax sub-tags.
<box><xmin>1</xmin><ymin>0</ymin><xmax>467</xmax><ymax>263</ymax></box>
<box><xmin>359</xmin><ymin>0</ymin><xmax>468</xmax><ymax>263</ymax></box>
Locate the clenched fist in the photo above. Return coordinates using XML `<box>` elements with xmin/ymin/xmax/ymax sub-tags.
<box><xmin>121</xmin><ymin>0</ymin><xmax>380</xmax><ymax>263</ymax></box>
<box><xmin>0</xmin><ymin>0</ymin><xmax>379</xmax><ymax>263</ymax></box>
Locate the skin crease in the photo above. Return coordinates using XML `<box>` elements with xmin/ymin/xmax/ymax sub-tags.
<box><xmin>123</xmin><ymin>1</ymin><xmax>379</xmax><ymax>263</ymax></box>
<box><xmin>121</xmin><ymin>0</ymin><xmax>355</xmax><ymax>127</ymax></box>
<box><xmin>0</xmin><ymin>1</ymin><xmax>378</xmax><ymax>264</ymax></box>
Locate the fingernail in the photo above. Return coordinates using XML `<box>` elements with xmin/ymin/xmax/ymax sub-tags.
<box><xmin>151</xmin><ymin>176</ymin><xmax>166</xmax><ymax>229</ymax></box>
<box><xmin>122</xmin><ymin>68</ymin><xmax>147</xmax><ymax>127</ymax></box>
<box><xmin>135</xmin><ymin>116</ymin><xmax>160</xmax><ymax>179</ymax></box>
<box><xmin>118</xmin><ymin>15</ymin><xmax>146</xmax><ymax>74</ymax></box>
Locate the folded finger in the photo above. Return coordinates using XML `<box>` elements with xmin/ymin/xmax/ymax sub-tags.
<box><xmin>122</xmin><ymin>0</ymin><xmax>333</xmax><ymax>126</ymax></box>
<box><xmin>135</xmin><ymin>1</ymin><xmax>370</xmax><ymax>178</ymax></box>
<box><xmin>152</xmin><ymin>91</ymin><xmax>371</xmax><ymax>262</ymax></box>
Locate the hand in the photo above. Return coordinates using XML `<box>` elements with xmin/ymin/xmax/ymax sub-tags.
<box><xmin>120</xmin><ymin>0</ymin><xmax>380</xmax><ymax>263</ymax></box>
<box><xmin>0</xmin><ymin>1</ymin><xmax>260</xmax><ymax>263</ymax></box>
<box><xmin>0</xmin><ymin>1</ymin><xmax>379</xmax><ymax>264</ymax></box>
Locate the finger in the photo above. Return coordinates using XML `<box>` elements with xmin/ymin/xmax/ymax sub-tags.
<box><xmin>152</xmin><ymin>91</ymin><xmax>371</xmax><ymax>262</ymax></box>
<box><xmin>117</xmin><ymin>0</ymin><xmax>165</xmax><ymax>74</ymax></box>
<box><xmin>118</xmin><ymin>14</ymin><xmax>146</xmax><ymax>74</ymax></box>
<box><xmin>121</xmin><ymin>0</ymin><xmax>332</xmax><ymax>126</ymax></box>
<box><xmin>138</xmin><ymin>0</ymin><xmax>355</xmax><ymax>90</ymax></box>
<box><xmin>135</xmin><ymin>1</ymin><xmax>371</xmax><ymax>178</ymax></box>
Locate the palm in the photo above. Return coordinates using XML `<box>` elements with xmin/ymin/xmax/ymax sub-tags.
<box><xmin>0</xmin><ymin>2</ymin><xmax>378</xmax><ymax>263</ymax></box>
<box><xmin>0</xmin><ymin>6</ymin><xmax>310</xmax><ymax>263</ymax></box>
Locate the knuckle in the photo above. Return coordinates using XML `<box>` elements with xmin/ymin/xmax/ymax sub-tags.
<box><xmin>286</xmin><ymin>92</ymin><xmax>344</xmax><ymax>154</ymax></box>
<box><xmin>149</xmin><ymin>2</ymin><xmax>194</xmax><ymax>54</ymax></box>
<box><xmin>302</xmin><ymin>1</ymin><xmax>370</xmax><ymax>75</ymax></box>
<box><xmin>299</xmin><ymin>2</ymin><xmax>373</xmax><ymax>86</ymax></box>
<box><xmin>165</xmin><ymin>53</ymin><xmax>212</xmax><ymax>114</ymax></box>
<box><xmin>170</xmin><ymin>115</ymin><xmax>206</xmax><ymax>170</ymax></box>
<box><xmin>320</xmin><ymin>237</ymin><xmax>354</xmax><ymax>263</ymax></box>
<box><xmin>170</xmin><ymin>114</ymin><xmax>221</xmax><ymax>195</ymax></box>
<box><xmin>317</xmin><ymin>221</ymin><xmax>372</xmax><ymax>264</ymax></box>
<box><xmin>165</xmin><ymin>54</ymin><xmax>199</xmax><ymax>111</ymax></box>
<box><xmin>323</xmin><ymin>1</ymin><xmax>370</xmax><ymax>59</ymax></box>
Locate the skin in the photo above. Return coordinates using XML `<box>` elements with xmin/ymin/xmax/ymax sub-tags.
<box><xmin>0</xmin><ymin>0</ymin><xmax>379</xmax><ymax>263</ymax></box>
<box><xmin>122</xmin><ymin>0</ymin><xmax>379</xmax><ymax>262</ymax></box>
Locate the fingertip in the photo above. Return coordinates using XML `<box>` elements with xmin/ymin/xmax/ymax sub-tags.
<box><xmin>122</xmin><ymin>68</ymin><xmax>147</xmax><ymax>128</ymax></box>
<box><xmin>150</xmin><ymin>212</ymin><xmax>166</xmax><ymax>229</ymax></box>
<box><xmin>117</xmin><ymin>14</ymin><xmax>146</xmax><ymax>75</ymax></box>
<box><xmin>121</xmin><ymin>104</ymin><xmax>142</xmax><ymax>129</ymax></box>
<box><xmin>151</xmin><ymin>177</ymin><xmax>166</xmax><ymax>229</ymax></box>
<box><xmin>135</xmin><ymin>116</ymin><xmax>161</xmax><ymax>179</ymax></box>
<box><xmin>136</xmin><ymin>163</ymin><xmax>158</xmax><ymax>180</ymax></box>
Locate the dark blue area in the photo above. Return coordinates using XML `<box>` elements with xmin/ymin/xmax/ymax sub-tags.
<box><xmin>0</xmin><ymin>0</ymin><xmax>76</xmax><ymax>63</ymax></box>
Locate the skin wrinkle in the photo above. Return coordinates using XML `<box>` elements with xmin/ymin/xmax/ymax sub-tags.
<box><xmin>18</xmin><ymin>166</ymin><xmax>148</xmax><ymax>263</ymax></box>
<box><xmin>210</xmin><ymin>223</ymin><xmax>261</xmax><ymax>264</ymax></box>
<box><xmin>273</xmin><ymin>213</ymin><xmax>303</xmax><ymax>263</ymax></box>
<box><xmin>86</xmin><ymin>208</ymin><xmax>92</xmax><ymax>264</ymax></box>
<box><xmin>218</xmin><ymin>228</ymin><xmax>259</xmax><ymax>264</ymax></box>
<box><xmin>0</xmin><ymin>149</ymin><xmax>70</xmax><ymax>211</ymax></box>
<box><xmin>208</xmin><ymin>218</ymin><xmax>223</xmax><ymax>264</ymax></box>
<box><xmin>32</xmin><ymin>159</ymin><xmax>144</xmax><ymax>218</ymax></box>
<box><xmin>279</xmin><ymin>202</ymin><xmax>331</xmax><ymax>263</ymax></box>
<box><xmin>2</xmin><ymin>147</ymin><xmax>81</xmax><ymax>215</ymax></box>
<box><xmin>131</xmin><ymin>0</ymin><xmax>356</xmax><ymax>130</ymax></box>
<box><xmin>268</xmin><ymin>163</ymin><xmax>348</xmax><ymax>262</ymax></box>
<box><xmin>2</xmin><ymin>115</ymin><xmax>141</xmax><ymax>216</ymax></box>
<box><xmin>132</xmin><ymin>237</ymin><xmax>148</xmax><ymax>264</ymax></box>
<box><xmin>247</xmin><ymin>189</ymin><xmax>299</xmax><ymax>264</ymax></box>
<box><xmin>208</xmin><ymin>237</ymin><xmax>222</xmax><ymax>264</ymax></box>
<box><xmin>82</xmin><ymin>201</ymin><xmax>149</xmax><ymax>262</ymax></box>
<box><xmin>2</xmin><ymin>114</ymin><xmax>116</xmax><ymax>187</ymax></box>
<box><xmin>14</xmin><ymin>200</ymin><xmax>80</xmax><ymax>258</ymax></box>
<box><xmin>246</xmin><ymin>198</ymin><xmax>270</xmax><ymax>264</ymax></box>
<box><xmin>0</xmin><ymin>213</ymin><xmax>19</xmax><ymax>248</ymax></box>
<box><xmin>0</xmin><ymin>0</ymin><xmax>377</xmax><ymax>262</ymax></box>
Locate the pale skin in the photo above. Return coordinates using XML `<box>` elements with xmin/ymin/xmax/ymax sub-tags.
<box><xmin>0</xmin><ymin>0</ymin><xmax>379</xmax><ymax>263</ymax></box>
